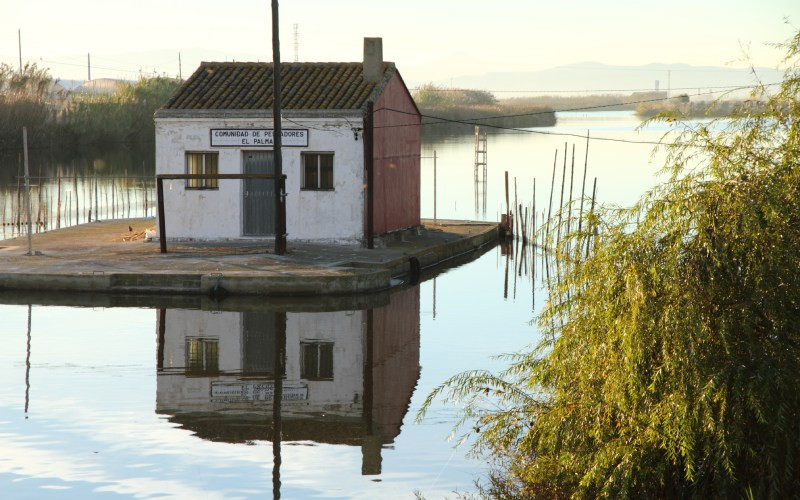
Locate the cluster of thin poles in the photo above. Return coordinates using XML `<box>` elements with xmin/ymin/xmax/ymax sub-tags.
<box><xmin>1</xmin><ymin>170</ymin><xmax>155</xmax><ymax>240</ymax></box>
<box><xmin>501</xmin><ymin>132</ymin><xmax>600</xmax><ymax>311</ymax></box>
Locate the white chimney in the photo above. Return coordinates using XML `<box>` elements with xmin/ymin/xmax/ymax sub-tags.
<box><xmin>363</xmin><ymin>37</ymin><xmax>383</xmax><ymax>83</ymax></box>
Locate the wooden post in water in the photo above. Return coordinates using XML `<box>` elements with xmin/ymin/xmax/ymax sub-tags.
<box><xmin>56</xmin><ymin>173</ymin><xmax>61</xmax><ymax>229</ymax></box>
<box><xmin>433</xmin><ymin>150</ymin><xmax>437</xmax><ymax>224</ymax></box>
<box><xmin>556</xmin><ymin>142</ymin><xmax>567</xmax><ymax>248</ymax></box>
<box><xmin>36</xmin><ymin>165</ymin><xmax>43</xmax><ymax>233</ymax></box>
<box><xmin>586</xmin><ymin>177</ymin><xmax>597</xmax><ymax>258</ymax></box>
<box><xmin>86</xmin><ymin>177</ymin><xmax>91</xmax><ymax>223</ymax></box>
<box><xmin>545</xmin><ymin>150</ymin><xmax>557</xmax><ymax>243</ymax></box>
<box><xmin>73</xmin><ymin>172</ymin><xmax>79</xmax><ymax>226</ymax></box>
<box><xmin>142</xmin><ymin>162</ymin><xmax>148</xmax><ymax>217</ymax></box>
<box><xmin>132</xmin><ymin>178</ymin><xmax>138</xmax><ymax>219</ymax></box>
<box><xmin>566</xmin><ymin>143</ymin><xmax>576</xmax><ymax>253</ymax></box>
<box><xmin>532</xmin><ymin>178</ymin><xmax>536</xmax><ymax>247</ymax></box>
<box><xmin>94</xmin><ymin>173</ymin><xmax>99</xmax><ymax>221</ymax></box>
<box><xmin>578</xmin><ymin>130</ymin><xmax>590</xmax><ymax>237</ymax></box>
<box><xmin>514</xmin><ymin>177</ymin><xmax>518</xmax><ymax>240</ymax></box>
<box><xmin>126</xmin><ymin>169</ymin><xmax>131</xmax><ymax>218</ymax></box>
<box><xmin>22</xmin><ymin>128</ymin><xmax>33</xmax><ymax>254</ymax></box>
<box><xmin>503</xmin><ymin>171</ymin><xmax>510</xmax><ymax>237</ymax></box>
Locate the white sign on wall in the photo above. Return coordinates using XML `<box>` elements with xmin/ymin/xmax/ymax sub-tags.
<box><xmin>210</xmin><ymin>128</ymin><xmax>309</xmax><ymax>147</ymax></box>
<box><xmin>211</xmin><ymin>381</ymin><xmax>309</xmax><ymax>401</ymax></box>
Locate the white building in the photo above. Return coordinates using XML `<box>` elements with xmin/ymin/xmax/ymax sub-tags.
<box><xmin>155</xmin><ymin>286</ymin><xmax>421</xmax><ymax>475</ymax></box>
<box><xmin>154</xmin><ymin>38</ymin><xmax>421</xmax><ymax>245</ymax></box>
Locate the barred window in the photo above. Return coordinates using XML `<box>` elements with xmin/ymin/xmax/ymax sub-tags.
<box><xmin>302</xmin><ymin>153</ymin><xmax>333</xmax><ymax>190</ymax></box>
<box><xmin>300</xmin><ymin>342</ymin><xmax>333</xmax><ymax>380</ymax></box>
<box><xmin>186</xmin><ymin>152</ymin><xmax>219</xmax><ymax>189</ymax></box>
<box><xmin>187</xmin><ymin>338</ymin><xmax>219</xmax><ymax>374</ymax></box>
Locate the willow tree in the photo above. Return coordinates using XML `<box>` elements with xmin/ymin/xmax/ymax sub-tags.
<box><xmin>422</xmin><ymin>31</ymin><xmax>800</xmax><ymax>498</ymax></box>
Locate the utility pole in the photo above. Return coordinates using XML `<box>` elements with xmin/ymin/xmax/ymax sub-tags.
<box><xmin>18</xmin><ymin>29</ymin><xmax>22</xmax><ymax>75</ymax></box>
<box><xmin>364</xmin><ymin>101</ymin><xmax>374</xmax><ymax>249</ymax></box>
<box><xmin>272</xmin><ymin>0</ymin><xmax>287</xmax><ymax>255</ymax></box>
<box><xmin>87</xmin><ymin>53</ymin><xmax>91</xmax><ymax>81</ymax></box>
<box><xmin>178</xmin><ymin>52</ymin><xmax>182</xmax><ymax>79</ymax></box>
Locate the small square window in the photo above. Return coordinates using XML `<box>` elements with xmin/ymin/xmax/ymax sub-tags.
<box><xmin>300</xmin><ymin>342</ymin><xmax>333</xmax><ymax>380</ymax></box>
<box><xmin>186</xmin><ymin>152</ymin><xmax>219</xmax><ymax>189</ymax></box>
<box><xmin>302</xmin><ymin>153</ymin><xmax>333</xmax><ymax>190</ymax></box>
<box><xmin>187</xmin><ymin>338</ymin><xmax>219</xmax><ymax>374</ymax></box>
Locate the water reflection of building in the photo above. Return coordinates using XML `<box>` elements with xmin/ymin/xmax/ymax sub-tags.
<box><xmin>156</xmin><ymin>286</ymin><xmax>420</xmax><ymax>476</ymax></box>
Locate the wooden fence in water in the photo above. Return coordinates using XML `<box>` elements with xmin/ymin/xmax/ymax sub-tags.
<box><xmin>1</xmin><ymin>173</ymin><xmax>155</xmax><ymax>239</ymax></box>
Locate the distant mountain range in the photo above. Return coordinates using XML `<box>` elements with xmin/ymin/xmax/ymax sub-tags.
<box><xmin>405</xmin><ymin>61</ymin><xmax>785</xmax><ymax>98</ymax></box>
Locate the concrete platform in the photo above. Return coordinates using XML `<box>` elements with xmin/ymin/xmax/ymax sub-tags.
<box><xmin>0</xmin><ymin>218</ymin><xmax>498</xmax><ymax>297</ymax></box>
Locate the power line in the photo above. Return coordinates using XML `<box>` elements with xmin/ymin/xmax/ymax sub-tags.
<box><xmin>375</xmin><ymin>83</ymin><xmax>779</xmax><ymax>127</ymax></box>
<box><xmin>409</xmin><ymin>84</ymin><xmax>764</xmax><ymax>94</ymax></box>
<box><xmin>367</xmin><ymin>84</ymin><xmax>782</xmax><ymax>146</ymax></box>
<box><xmin>2</xmin><ymin>54</ymin><xmax>180</xmax><ymax>79</ymax></box>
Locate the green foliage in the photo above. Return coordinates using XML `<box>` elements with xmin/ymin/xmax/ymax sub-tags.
<box><xmin>505</xmin><ymin>92</ymin><xmax>663</xmax><ymax>112</ymax></box>
<box><xmin>0</xmin><ymin>63</ymin><xmax>59</xmax><ymax>147</ymax></box>
<box><xmin>66</xmin><ymin>76</ymin><xmax>182</xmax><ymax>145</ymax></box>
<box><xmin>413</xmin><ymin>83</ymin><xmax>497</xmax><ymax>108</ymax></box>
<box><xmin>420</xmin><ymin>30</ymin><xmax>800</xmax><ymax>498</ymax></box>
<box><xmin>0</xmin><ymin>67</ymin><xmax>181</xmax><ymax>150</ymax></box>
<box><xmin>635</xmin><ymin>97</ymin><xmax>764</xmax><ymax>119</ymax></box>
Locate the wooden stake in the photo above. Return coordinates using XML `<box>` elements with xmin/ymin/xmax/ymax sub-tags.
<box><xmin>94</xmin><ymin>173</ymin><xmax>99</xmax><ymax>221</ymax></box>
<box><xmin>578</xmin><ymin>130</ymin><xmax>590</xmax><ymax>236</ymax></box>
<box><xmin>545</xmin><ymin>149</ymin><xmax>557</xmax><ymax>246</ymax></box>
<box><xmin>104</xmin><ymin>181</ymin><xmax>109</xmax><ymax>220</ymax></box>
<box><xmin>556</xmin><ymin>142</ymin><xmax>567</xmax><ymax>247</ymax></box>
<box><xmin>56</xmin><ymin>173</ymin><xmax>61</xmax><ymax>229</ymax></box>
<box><xmin>566</xmin><ymin>143</ymin><xmax>576</xmax><ymax>253</ymax></box>
<box><xmin>586</xmin><ymin>177</ymin><xmax>597</xmax><ymax>258</ymax></box>
<box><xmin>36</xmin><ymin>164</ymin><xmax>43</xmax><ymax>232</ymax></box>
<box><xmin>73</xmin><ymin>171</ymin><xmax>79</xmax><ymax>226</ymax></box>
<box><xmin>532</xmin><ymin>178</ymin><xmax>536</xmax><ymax>247</ymax></box>
<box><xmin>22</xmin><ymin>127</ymin><xmax>33</xmax><ymax>254</ymax></box>
<box><xmin>514</xmin><ymin>177</ymin><xmax>518</xmax><ymax>239</ymax></box>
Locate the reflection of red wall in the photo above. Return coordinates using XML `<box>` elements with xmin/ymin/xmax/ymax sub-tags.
<box><xmin>372</xmin><ymin>72</ymin><xmax>421</xmax><ymax>234</ymax></box>
<box><xmin>371</xmin><ymin>285</ymin><xmax>421</xmax><ymax>440</ymax></box>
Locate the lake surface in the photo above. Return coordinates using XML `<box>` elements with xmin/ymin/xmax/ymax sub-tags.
<box><xmin>0</xmin><ymin>111</ymin><xmax>673</xmax><ymax>498</ymax></box>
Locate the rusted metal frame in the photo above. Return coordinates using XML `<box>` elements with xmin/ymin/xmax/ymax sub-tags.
<box><xmin>156</xmin><ymin>173</ymin><xmax>283</xmax><ymax>254</ymax></box>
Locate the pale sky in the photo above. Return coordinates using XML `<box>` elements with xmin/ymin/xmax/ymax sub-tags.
<box><xmin>2</xmin><ymin>0</ymin><xmax>797</xmax><ymax>86</ymax></box>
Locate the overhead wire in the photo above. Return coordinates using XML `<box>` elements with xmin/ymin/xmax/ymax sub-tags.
<box><xmin>409</xmin><ymin>83</ymin><xmax>772</xmax><ymax>94</ymax></box>
<box><xmin>365</xmin><ymin>83</ymin><xmax>781</xmax><ymax>146</ymax></box>
<box><xmin>378</xmin><ymin>83</ymin><xmax>779</xmax><ymax>123</ymax></box>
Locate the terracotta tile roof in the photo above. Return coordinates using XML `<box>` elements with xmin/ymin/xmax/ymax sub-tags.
<box><xmin>162</xmin><ymin>62</ymin><xmax>395</xmax><ymax>111</ymax></box>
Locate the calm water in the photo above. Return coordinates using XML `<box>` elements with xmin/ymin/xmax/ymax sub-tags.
<box><xmin>421</xmin><ymin>110</ymin><xmax>683</xmax><ymax>222</ymax></box>
<box><xmin>0</xmin><ymin>111</ymin><xmax>670</xmax><ymax>498</ymax></box>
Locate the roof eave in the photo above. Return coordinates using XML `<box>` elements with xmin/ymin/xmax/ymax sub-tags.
<box><xmin>154</xmin><ymin>108</ymin><xmax>365</xmax><ymax>120</ymax></box>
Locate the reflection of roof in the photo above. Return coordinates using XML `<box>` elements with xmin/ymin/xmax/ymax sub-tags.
<box><xmin>158</xmin><ymin>410</ymin><xmax>379</xmax><ymax>445</ymax></box>
<box><xmin>161</xmin><ymin>62</ymin><xmax>395</xmax><ymax>111</ymax></box>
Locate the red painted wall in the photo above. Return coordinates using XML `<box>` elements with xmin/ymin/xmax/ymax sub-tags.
<box><xmin>372</xmin><ymin>72</ymin><xmax>421</xmax><ymax>234</ymax></box>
